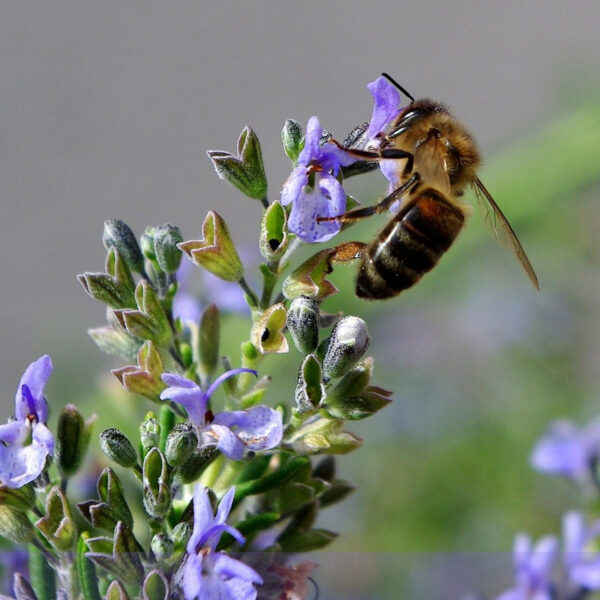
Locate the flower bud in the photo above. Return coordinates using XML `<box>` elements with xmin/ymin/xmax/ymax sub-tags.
<box><xmin>0</xmin><ymin>505</ymin><xmax>33</xmax><ymax>544</ymax></box>
<box><xmin>113</xmin><ymin>281</ymin><xmax>171</xmax><ymax>345</ymax></box>
<box><xmin>259</xmin><ymin>201</ymin><xmax>289</xmax><ymax>261</ymax></box>
<box><xmin>178</xmin><ymin>211</ymin><xmax>243</xmax><ymax>282</ymax></box>
<box><xmin>289</xmin><ymin>418</ymin><xmax>363</xmax><ymax>455</ymax></box>
<box><xmin>0</xmin><ymin>483</ymin><xmax>35</xmax><ymax>511</ymax></box>
<box><xmin>177</xmin><ymin>446</ymin><xmax>218</xmax><ymax>484</ymax></box>
<box><xmin>170</xmin><ymin>521</ymin><xmax>192</xmax><ymax>553</ymax></box>
<box><xmin>35</xmin><ymin>487</ymin><xmax>77</xmax><ymax>551</ymax></box>
<box><xmin>197</xmin><ymin>303</ymin><xmax>220</xmax><ymax>378</ymax></box>
<box><xmin>295</xmin><ymin>354</ymin><xmax>325</xmax><ymax>413</ymax></box>
<box><xmin>105</xmin><ymin>580</ymin><xmax>131</xmax><ymax>600</ymax></box>
<box><xmin>282</xmin><ymin>249</ymin><xmax>338</xmax><ymax>301</ymax></box>
<box><xmin>151</xmin><ymin>532</ymin><xmax>174</xmax><ymax>562</ymax></box>
<box><xmin>112</xmin><ymin>340</ymin><xmax>166</xmax><ymax>403</ymax></box>
<box><xmin>153</xmin><ymin>224</ymin><xmax>183</xmax><ymax>273</ymax></box>
<box><xmin>286</xmin><ymin>296</ymin><xmax>320</xmax><ymax>353</ymax></box>
<box><xmin>140</xmin><ymin>413</ymin><xmax>161</xmax><ymax>453</ymax></box>
<box><xmin>143</xmin><ymin>448</ymin><xmax>171</xmax><ymax>518</ymax></box>
<box><xmin>142</xmin><ymin>569</ymin><xmax>169</xmax><ymax>600</ymax></box>
<box><xmin>322</xmin><ymin>317</ymin><xmax>370</xmax><ymax>379</ymax></box>
<box><xmin>281</xmin><ymin>119</ymin><xmax>303</xmax><ymax>162</ymax></box>
<box><xmin>100</xmin><ymin>428</ymin><xmax>138</xmax><ymax>468</ymax></box>
<box><xmin>207</xmin><ymin>126</ymin><xmax>267</xmax><ymax>200</ymax></box>
<box><xmin>164</xmin><ymin>423</ymin><xmax>198</xmax><ymax>467</ymax></box>
<box><xmin>56</xmin><ymin>405</ymin><xmax>94</xmax><ymax>478</ymax></box>
<box><xmin>250</xmin><ymin>303</ymin><xmax>288</xmax><ymax>354</ymax></box>
<box><xmin>88</xmin><ymin>325</ymin><xmax>140</xmax><ymax>363</ymax></box>
<box><xmin>103</xmin><ymin>219</ymin><xmax>144</xmax><ymax>274</ymax></box>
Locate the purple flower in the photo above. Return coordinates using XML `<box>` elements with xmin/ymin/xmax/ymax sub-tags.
<box><xmin>364</xmin><ymin>76</ymin><xmax>407</xmax><ymax>193</ymax></box>
<box><xmin>365</xmin><ymin>75</ymin><xmax>403</xmax><ymax>140</ymax></box>
<box><xmin>183</xmin><ymin>485</ymin><xmax>262</xmax><ymax>600</ymax></box>
<box><xmin>0</xmin><ymin>356</ymin><xmax>54</xmax><ymax>488</ymax></box>
<box><xmin>496</xmin><ymin>534</ymin><xmax>558</xmax><ymax>600</ymax></box>
<box><xmin>160</xmin><ymin>371</ymin><xmax>283</xmax><ymax>460</ymax></box>
<box><xmin>530</xmin><ymin>418</ymin><xmax>600</xmax><ymax>483</ymax></box>
<box><xmin>563</xmin><ymin>511</ymin><xmax>600</xmax><ymax>590</ymax></box>
<box><xmin>280</xmin><ymin>116</ymin><xmax>355</xmax><ymax>243</ymax></box>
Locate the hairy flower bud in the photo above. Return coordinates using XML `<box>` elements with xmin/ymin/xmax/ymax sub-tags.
<box><xmin>151</xmin><ymin>532</ymin><xmax>174</xmax><ymax>562</ymax></box>
<box><xmin>0</xmin><ymin>505</ymin><xmax>34</xmax><ymax>544</ymax></box>
<box><xmin>282</xmin><ymin>118</ymin><xmax>303</xmax><ymax>162</ymax></box>
<box><xmin>178</xmin><ymin>211</ymin><xmax>244</xmax><ymax>282</ymax></box>
<box><xmin>140</xmin><ymin>414</ymin><xmax>161</xmax><ymax>453</ymax></box>
<box><xmin>100</xmin><ymin>428</ymin><xmax>138</xmax><ymax>468</ymax></box>
<box><xmin>153</xmin><ymin>224</ymin><xmax>183</xmax><ymax>273</ymax></box>
<box><xmin>250</xmin><ymin>303</ymin><xmax>288</xmax><ymax>354</ymax></box>
<box><xmin>259</xmin><ymin>201</ymin><xmax>289</xmax><ymax>261</ymax></box>
<box><xmin>322</xmin><ymin>316</ymin><xmax>370</xmax><ymax>379</ymax></box>
<box><xmin>287</xmin><ymin>296</ymin><xmax>320</xmax><ymax>353</ymax></box>
<box><xmin>0</xmin><ymin>484</ymin><xmax>35</xmax><ymax>511</ymax></box>
<box><xmin>142</xmin><ymin>570</ymin><xmax>169</xmax><ymax>600</ymax></box>
<box><xmin>143</xmin><ymin>448</ymin><xmax>171</xmax><ymax>518</ymax></box>
<box><xmin>56</xmin><ymin>404</ymin><xmax>94</xmax><ymax>478</ymax></box>
<box><xmin>35</xmin><ymin>486</ymin><xmax>77</xmax><ymax>551</ymax></box>
<box><xmin>164</xmin><ymin>423</ymin><xmax>198</xmax><ymax>467</ymax></box>
<box><xmin>207</xmin><ymin>126</ymin><xmax>267</xmax><ymax>200</ymax></box>
<box><xmin>295</xmin><ymin>354</ymin><xmax>325</xmax><ymax>413</ymax></box>
<box><xmin>103</xmin><ymin>219</ymin><xmax>144</xmax><ymax>274</ymax></box>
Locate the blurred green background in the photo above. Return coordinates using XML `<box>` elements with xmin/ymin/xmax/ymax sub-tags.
<box><xmin>2</xmin><ymin>2</ymin><xmax>600</xmax><ymax>598</ymax></box>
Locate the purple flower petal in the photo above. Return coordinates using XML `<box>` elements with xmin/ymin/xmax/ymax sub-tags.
<box><xmin>160</xmin><ymin>374</ymin><xmax>208</xmax><ymax>426</ymax></box>
<box><xmin>188</xmin><ymin>485</ymin><xmax>216</xmax><ymax>553</ymax></box>
<box><xmin>208</xmin><ymin>424</ymin><xmax>246</xmax><ymax>460</ymax></box>
<box><xmin>14</xmin><ymin>355</ymin><xmax>52</xmax><ymax>423</ymax></box>
<box><xmin>280</xmin><ymin>166</ymin><xmax>308</xmax><ymax>208</ymax></box>
<box><xmin>298</xmin><ymin>116</ymin><xmax>322</xmax><ymax>166</ymax></box>
<box><xmin>365</xmin><ymin>76</ymin><xmax>402</xmax><ymax>139</ymax></box>
<box><xmin>212</xmin><ymin>552</ymin><xmax>263</xmax><ymax>585</ymax></box>
<box><xmin>205</xmin><ymin>369</ymin><xmax>257</xmax><ymax>402</ymax></box>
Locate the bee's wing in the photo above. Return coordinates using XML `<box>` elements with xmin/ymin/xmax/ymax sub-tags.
<box><xmin>473</xmin><ymin>176</ymin><xmax>539</xmax><ymax>290</ymax></box>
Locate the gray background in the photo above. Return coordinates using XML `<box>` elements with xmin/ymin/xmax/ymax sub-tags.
<box><xmin>1</xmin><ymin>0</ymin><xmax>599</xmax><ymax>402</ymax></box>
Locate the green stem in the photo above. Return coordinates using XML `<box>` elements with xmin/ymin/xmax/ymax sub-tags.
<box><xmin>277</xmin><ymin>237</ymin><xmax>302</xmax><ymax>273</ymax></box>
<box><xmin>238</xmin><ymin>277</ymin><xmax>260</xmax><ymax>308</ymax></box>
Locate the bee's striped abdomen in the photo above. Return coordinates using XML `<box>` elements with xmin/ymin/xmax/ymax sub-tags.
<box><xmin>356</xmin><ymin>191</ymin><xmax>465</xmax><ymax>299</ymax></box>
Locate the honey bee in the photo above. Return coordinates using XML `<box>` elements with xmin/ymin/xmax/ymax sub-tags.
<box><xmin>326</xmin><ymin>73</ymin><xmax>539</xmax><ymax>299</ymax></box>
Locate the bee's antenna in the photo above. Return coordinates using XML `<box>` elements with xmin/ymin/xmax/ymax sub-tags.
<box><xmin>381</xmin><ymin>72</ymin><xmax>415</xmax><ymax>103</ymax></box>
<box><xmin>308</xmin><ymin>576</ymin><xmax>320</xmax><ymax>600</ymax></box>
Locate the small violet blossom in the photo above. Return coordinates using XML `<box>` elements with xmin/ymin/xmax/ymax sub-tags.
<box><xmin>364</xmin><ymin>75</ymin><xmax>406</xmax><ymax>191</ymax></box>
<box><xmin>496</xmin><ymin>533</ymin><xmax>559</xmax><ymax>600</ymax></box>
<box><xmin>160</xmin><ymin>370</ymin><xmax>282</xmax><ymax>460</ymax></box>
<box><xmin>563</xmin><ymin>511</ymin><xmax>600</xmax><ymax>590</ymax></box>
<box><xmin>530</xmin><ymin>417</ymin><xmax>600</xmax><ymax>483</ymax></box>
<box><xmin>183</xmin><ymin>485</ymin><xmax>262</xmax><ymax>600</ymax></box>
<box><xmin>280</xmin><ymin>116</ymin><xmax>355</xmax><ymax>243</ymax></box>
<box><xmin>0</xmin><ymin>356</ymin><xmax>54</xmax><ymax>488</ymax></box>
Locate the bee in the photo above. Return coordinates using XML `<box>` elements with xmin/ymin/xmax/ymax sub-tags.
<box><xmin>325</xmin><ymin>73</ymin><xmax>539</xmax><ymax>299</ymax></box>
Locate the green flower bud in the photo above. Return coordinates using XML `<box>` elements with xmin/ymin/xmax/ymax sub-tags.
<box><xmin>322</xmin><ymin>316</ymin><xmax>370</xmax><ymax>379</ymax></box>
<box><xmin>165</xmin><ymin>423</ymin><xmax>198</xmax><ymax>467</ymax></box>
<box><xmin>112</xmin><ymin>340</ymin><xmax>166</xmax><ymax>403</ymax></box>
<box><xmin>207</xmin><ymin>126</ymin><xmax>267</xmax><ymax>200</ymax></box>
<box><xmin>0</xmin><ymin>483</ymin><xmax>35</xmax><ymax>511</ymax></box>
<box><xmin>281</xmin><ymin>119</ymin><xmax>303</xmax><ymax>162</ymax></box>
<box><xmin>150</xmin><ymin>532</ymin><xmax>174</xmax><ymax>562</ymax></box>
<box><xmin>176</xmin><ymin>446</ymin><xmax>219</xmax><ymax>484</ymax></box>
<box><xmin>250</xmin><ymin>303</ymin><xmax>288</xmax><ymax>354</ymax></box>
<box><xmin>318</xmin><ymin>480</ymin><xmax>355</xmax><ymax>508</ymax></box>
<box><xmin>197</xmin><ymin>303</ymin><xmax>220</xmax><ymax>378</ymax></box>
<box><xmin>259</xmin><ymin>201</ymin><xmax>289</xmax><ymax>261</ymax></box>
<box><xmin>140</xmin><ymin>413</ymin><xmax>161</xmax><ymax>453</ymax></box>
<box><xmin>56</xmin><ymin>404</ymin><xmax>94</xmax><ymax>478</ymax></box>
<box><xmin>286</xmin><ymin>296</ymin><xmax>320</xmax><ymax>353</ymax></box>
<box><xmin>88</xmin><ymin>325</ymin><xmax>140</xmax><ymax>363</ymax></box>
<box><xmin>142</xmin><ymin>570</ymin><xmax>169</xmax><ymax>600</ymax></box>
<box><xmin>100</xmin><ymin>428</ymin><xmax>138</xmax><ymax>468</ymax></box>
<box><xmin>113</xmin><ymin>281</ymin><xmax>171</xmax><ymax>345</ymax></box>
<box><xmin>178</xmin><ymin>211</ymin><xmax>244</xmax><ymax>282</ymax></box>
<box><xmin>105</xmin><ymin>580</ymin><xmax>131</xmax><ymax>600</ymax></box>
<box><xmin>77</xmin><ymin>468</ymin><xmax>133</xmax><ymax>531</ymax></box>
<box><xmin>103</xmin><ymin>219</ymin><xmax>144</xmax><ymax>274</ymax></box>
<box><xmin>85</xmin><ymin>522</ymin><xmax>144</xmax><ymax>586</ymax></box>
<box><xmin>170</xmin><ymin>521</ymin><xmax>192</xmax><ymax>553</ymax></box>
<box><xmin>295</xmin><ymin>354</ymin><xmax>325</xmax><ymax>413</ymax></box>
<box><xmin>289</xmin><ymin>418</ymin><xmax>362</xmax><ymax>455</ymax></box>
<box><xmin>35</xmin><ymin>487</ymin><xmax>77</xmax><ymax>551</ymax></box>
<box><xmin>0</xmin><ymin>505</ymin><xmax>34</xmax><ymax>544</ymax></box>
<box><xmin>312</xmin><ymin>456</ymin><xmax>336</xmax><ymax>481</ymax></box>
<box><xmin>143</xmin><ymin>448</ymin><xmax>171</xmax><ymax>518</ymax></box>
<box><xmin>282</xmin><ymin>249</ymin><xmax>338</xmax><ymax>301</ymax></box>
<box><xmin>153</xmin><ymin>224</ymin><xmax>183</xmax><ymax>273</ymax></box>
